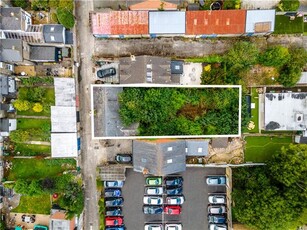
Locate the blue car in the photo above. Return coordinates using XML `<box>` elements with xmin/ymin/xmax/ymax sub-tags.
<box><xmin>206</xmin><ymin>176</ymin><xmax>226</xmax><ymax>185</ymax></box>
<box><xmin>208</xmin><ymin>215</ymin><xmax>226</xmax><ymax>224</ymax></box>
<box><xmin>105</xmin><ymin>226</ymin><xmax>125</xmax><ymax>230</ymax></box>
<box><xmin>104</xmin><ymin>181</ymin><xmax>124</xmax><ymax>188</ymax></box>
<box><xmin>165</xmin><ymin>177</ymin><xmax>183</xmax><ymax>187</ymax></box>
<box><xmin>105</xmin><ymin>197</ymin><xmax>124</xmax><ymax>207</ymax></box>
<box><xmin>106</xmin><ymin>207</ymin><xmax>122</xmax><ymax>216</ymax></box>
<box><xmin>105</xmin><ymin>188</ymin><xmax>122</xmax><ymax>198</ymax></box>
<box><xmin>166</xmin><ymin>187</ymin><xmax>183</xmax><ymax>195</ymax></box>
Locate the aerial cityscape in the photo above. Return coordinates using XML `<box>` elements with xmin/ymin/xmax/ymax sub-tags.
<box><xmin>0</xmin><ymin>0</ymin><xmax>306</xmax><ymax>230</ymax></box>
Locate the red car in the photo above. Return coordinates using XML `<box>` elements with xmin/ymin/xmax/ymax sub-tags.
<box><xmin>105</xmin><ymin>216</ymin><xmax>123</xmax><ymax>226</ymax></box>
<box><xmin>164</xmin><ymin>205</ymin><xmax>181</xmax><ymax>215</ymax></box>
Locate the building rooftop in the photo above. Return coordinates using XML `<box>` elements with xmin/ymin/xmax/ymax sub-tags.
<box><xmin>149</xmin><ymin>11</ymin><xmax>186</xmax><ymax>34</ymax></box>
<box><xmin>91</xmin><ymin>11</ymin><xmax>149</xmax><ymax>35</ymax></box>
<box><xmin>264</xmin><ymin>92</ymin><xmax>307</xmax><ymax>131</ymax></box>
<box><xmin>51</xmin><ymin>106</ymin><xmax>77</xmax><ymax>133</ymax></box>
<box><xmin>0</xmin><ymin>39</ymin><xmax>23</xmax><ymax>62</ymax></box>
<box><xmin>185</xmin><ymin>139</ymin><xmax>209</xmax><ymax>156</ymax></box>
<box><xmin>0</xmin><ymin>7</ymin><xmax>31</xmax><ymax>31</ymax></box>
<box><xmin>51</xmin><ymin>133</ymin><xmax>79</xmax><ymax>158</ymax></box>
<box><xmin>245</xmin><ymin>9</ymin><xmax>275</xmax><ymax>33</ymax></box>
<box><xmin>129</xmin><ymin>0</ymin><xmax>178</xmax><ymax>11</ymax></box>
<box><xmin>211</xmin><ymin>138</ymin><xmax>228</xmax><ymax>148</ymax></box>
<box><xmin>43</xmin><ymin>24</ymin><xmax>65</xmax><ymax>43</ymax></box>
<box><xmin>186</xmin><ymin>10</ymin><xmax>246</xmax><ymax>35</ymax></box>
<box><xmin>30</xmin><ymin>46</ymin><xmax>59</xmax><ymax>62</ymax></box>
<box><xmin>54</xmin><ymin>77</ymin><xmax>76</xmax><ymax>107</ymax></box>
<box><xmin>50</xmin><ymin>209</ymin><xmax>75</xmax><ymax>230</ymax></box>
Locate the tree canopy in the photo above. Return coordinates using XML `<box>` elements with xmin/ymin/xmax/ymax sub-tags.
<box><xmin>118</xmin><ymin>88</ymin><xmax>240</xmax><ymax>136</ymax></box>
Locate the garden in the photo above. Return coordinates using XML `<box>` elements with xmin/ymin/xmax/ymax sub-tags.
<box><xmin>274</xmin><ymin>15</ymin><xmax>304</xmax><ymax>34</ymax></box>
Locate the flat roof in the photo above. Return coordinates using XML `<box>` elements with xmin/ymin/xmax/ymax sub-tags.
<box><xmin>51</xmin><ymin>106</ymin><xmax>77</xmax><ymax>133</ymax></box>
<box><xmin>51</xmin><ymin>133</ymin><xmax>78</xmax><ymax>158</ymax></box>
<box><xmin>149</xmin><ymin>11</ymin><xmax>186</xmax><ymax>34</ymax></box>
<box><xmin>264</xmin><ymin>92</ymin><xmax>307</xmax><ymax>131</ymax></box>
<box><xmin>90</xmin><ymin>11</ymin><xmax>149</xmax><ymax>35</ymax></box>
<box><xmin>245</xmin><ymin>9</ymin><xmax>275</xmax><ymax>33</ymax></box>
<box><xmin>186</xmin><ymin>10</ymin><xmax>246</xmax><ymax>35</ymax></box>
<box><xmin>54</xmin><ymin>77</ymin><xmax>76</xmax><ymax>107</ymax></box>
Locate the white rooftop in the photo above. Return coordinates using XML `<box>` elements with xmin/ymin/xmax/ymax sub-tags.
<box><xmin>264</xmin><ymin>92</ymin><xmax>307</xmax><ymax>131</ymax></box>
<box><xmin>297</xmin><ymin>72</ymin><xmax>307</xmax><ymax>84</ymax></box>
<box><xmin>245</xmin><ymin>9</ymin><xmax>275</xmax><ymax>33</ymax></box>
<box><xmin>54</xmin><ymin>77</ymin><xmax>76</xmax><ymax>107</ymax></box>
<box><xmin>51</xmin><ymin>133</ymin><xmax>78</xmax><ymax>158</ymax></box>
<box><xmin>149</xmin><ymin>11</ymin><xmax>186</xmax><ymax>34</ymax></box>
<box><xmin>51</xmin><ymin>106</ymin><xmax>77</xmax><ymax>132</ymax></box>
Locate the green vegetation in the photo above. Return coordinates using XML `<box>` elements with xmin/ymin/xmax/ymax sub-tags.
<box><xmin>274</xmin><ymin>15</ymin><xmax>304</xmax><ymax>34</ymax></box>
<box><xmin>13</xmin><ymin>143</ymin><xmax>51</xmax><ymax>156</ymax></box>
<box><xmin>277</xmin><ymin>0</ymin><xmax>300</xmax><ymax>11</ymax></box>
<box><xmin>233</xmin><ymin>144</ymin><xmax>307</xmax><ymax>230</ymax></box>
<box><xmin>99</xmin><ymin>197</ymin><xmax>105</xmax><ymax>230</ymax></box>
<box><xmin>258</xmin><ymin>46</ymin><xmax>290</xmax><ymax>68</ymax></box>
<box><xmin>119</xmin><ymin>87</ymin><xmax>240</xmax><ymax>135</ymax></box>
<box><xmin>56</xmin><ymin>8</ymin><xmax>75</xmax><ymax>29</ymax></box>
<box><xmin>12</xmin><ymin>0</ymin><xmax>30</xmax><ymax>9</ymax></box>
<box><xmin>10</xmin><ymin>128</ymin><xmax>50</xmax><ymax>142</ymax></box>
<box><xmin>7</xmin><ymin>158</ymin><xmax>75</xmax><ymax>181</ymax></box>
<box><xmin>185</xmin><ymin>55</ymin><xmax>223</xmax><ymax>63</ymax></box>
<box><xmin>17</xmin><ymin>118</ymin><xmax>50</xmax><ymax>130</ymax></box>
<box><xmin>12</xmin><ymin>194</ymin><xmax>51</xmax><ymax>214</ymax></box>
<box><xmin>244</xmin><ymin>88</ymin><xmax>259</xmax><ymax>133</ymax></box>
<box><xmin>200</xmin><ymin>0</ymin><xmax>241</xmax><ymax>10</ymax></box>
<box><xmin>21</xmin><ymin>77</ymin><xmax>54</xmax><ymax>87</ymax></box>
<box><xmin>244</xmin><ymin>136</ymin><xmax>292</xmax><ymax>162</ymax></box>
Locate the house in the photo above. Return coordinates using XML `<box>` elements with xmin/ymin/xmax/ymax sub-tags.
<box><xmin>29</xmin><ymin>46</ymin><xmax>63</xmax><ymax>62</ymax></box>
<box><xmin>0</xmin><ymin>74</ymin><xmax>16</xmax><ymax>101</ymax></box>
<box><xmin>186</xmin><ymin>10</ymin><xmax>246</xmax><ymax>36</ymax></box>
<box><xmin>43</xmin><ymin>25</ymin><xmax>65</xmax><ymax>44</ymax></box>
<box><xmin>49</xmin><ymin>209</ymin><xmax>76</xmax><ymax>230</ymax></box>
<box><xmin>90</xmin><ymin>11</ymin><xmax>149</xmax><ymax>37</ymax></box>
<box><xmin>0</xmin><ymin>118</ymin><xmax>16</xmax><ymax>136</ymax></box>
<box><xmin>129</xmin><ymin>0</ymin><xmax>178</xmax><ymax>11</ymax></box>
<box><xmin>0</xmin><ymin>39</ymin><xmax>32</xmax><ymax>65</ymax></box>
<box><xmin>119</xmin><ymin>56</ymin><xmax>182</xmax><ymax>84</ymax></box>
<box><xmin>0</xmin><ymin>7</ymin><xmax>31</xmax><ymax>32</ymax></box>
<box><xmin>245</xmin><ymin>9</ymin><xmax>276</xmax><ymax>35</ymax></box>
<box><xmin>264</xmin><ymin>92</ymin><xmax>307</xmax><ymax>131</ymax></box>
<box><xmin>185</xmin><ymin>139</ymin><xmax>209</xmax><ymax>156</ymax></box>
<box><xmin>51</xmin><ymin>133</ymin><xmax>80</xmax><ymax>158</ymax></box>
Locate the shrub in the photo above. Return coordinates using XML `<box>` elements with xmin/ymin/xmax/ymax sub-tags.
<box><xmin>10</xmin><ymin>130</ymin><xmax>30</xmax><ymax>143</ymax></box>
<box><xmin>31</xmin><ymin>0</ymin><xmax>49</xmax><ymax>11</ymax></box>
<box><xmin>278</xmin><ymin>0</ymin><xmax>300</xmax><ymax>11</ymax></box>
<box><xmin>32</xmin><ymin>103</ymin><xmax>43</xmax><ymax>113</ymax></box>
<box><xmin>56</xmin><ymin>7</ymin><xmax>75</xmax><ymax>29</ymax></box>
<box><xmin>27</xmin><ymin>88</ymin><xmax>46</xmax><ymax>102</ymax></box>
<box><xmin>13</xmin><ymin>99</ymin><xmax>31</xmax><ymax>111</ymax></box>
<box><xmin>259</xmin><ymin>46</ymin><xmax>290</xmax><ymax>68</ymax></box>
<box><xmin>12</xmin><ymin>0</ymin><xmax>30</xmax><ymax>9</ymax></box>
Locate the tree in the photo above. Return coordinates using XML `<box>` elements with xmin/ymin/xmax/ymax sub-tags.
<box><xmin>259</xmin><ymin>46</ymin><xmax>290</xmax><ymax>68</ymax></box>
<box><xmin>32</xmin><ymin>103</ymin><xmax>43</xmax><ymax>113</ymax></box>
<box><xmin>13</xmin><ymin>99</ymin><xmax>31</xmax><ymax>111</ymax></box>
<box><xmin>277</xmin><ymin>63</ymin><xmax>301</xmax><ymax>87</ymax></box>
<box><xmin>10</xmin><ymin>130</ymin><xmax>30</xmax><ymax>143</ymax></box>
<box><xmin>56</xmin><ymin>8</ymin><xmax>75</xmax><ymax>29</ymax></box>
<box><xmin>278</xmin><ymin>0</ymin><xmax>300</xmax><ymax>11</ymax></box>
<box><xmin>41</xmin><ymin>178</ymin><xmax>56</xmax><ymax>192</ymax></box>
<box><xmin>12</xmin><ymin>0</ymin><xmax>30</xmax><ymax>9</ymax></box>
<box><xmin>31</xmin><ymin>0</ymin><xmax>49</xmax><ymax>10</ymax></box>
<box><xmin>27</xmin><ymin>88</ymin><xmax>46</xmax><ymax>102</ymax></box>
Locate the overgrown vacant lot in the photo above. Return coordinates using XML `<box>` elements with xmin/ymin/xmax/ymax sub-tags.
<box><xmin>118</xmin><ymin>87</ymin><xmax>240</xmax><ymax>136</ymax></box>
<box><xmin>244</xmin><ymin>136</ymin><xmax>292</xmax><ymax>162</ymax></box>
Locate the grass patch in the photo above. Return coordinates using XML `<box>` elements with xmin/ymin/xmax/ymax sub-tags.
<box><xmin>99</xmin><ymin>197</ymin><xmax>105</xmax><ymax>230</ymax></box>
<box><xmin>244</xmin><ymin>136</ymin><xmax>292</xmax><ymax>162</ymax></box>
<box><xmin>12</xmin><ymin>194</ymin><xmax>51</xmax><ymax>214</ymax></box>
<box><xmin>14</xmin><ymin>143</ymin><xmax>51</xmax><ymax>156</ymax></box>
<box><xmin>7</xmin><ymin>158</ymin><xmax>76</xmax><ymax>181</ymax></box>
<box><xmin>185</xmin><ymin>55</ymin><xmax>223</xmax><ymax>63</ymax></box>
<box><xmin>274</xmin><ymin>15</ymin><xmax>304</xmax><ymax>34</ymax></box>
<box><xmin>249</xmin><ymin>88</ymin><xmax>259</xmax><ymax>133</ymax></box>
<box><xmin>17</xmin><ymin>118</ymin><xmax>50</xmax><ymax>130</ymax></box>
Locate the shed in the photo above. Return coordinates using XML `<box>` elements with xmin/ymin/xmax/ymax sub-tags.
<box><xmin>51</xmin><ymin>106</ymin><xmax>77</xmax><ymax>133</ymax></box>
<box><xmin>211</xmin><ymin>138</ymin><xmax>228</xmax><ymax>149</ymax></box>
<box><xmin>185</xmin><ymin>139</ymin><xmax>209</xmax><ymax>156</ymax></box>
<box><xmin>149</xmin><ymin>11</ymin><xmax>186</xmax><ymax>34</ymax></box>
<box><xmin>133</xmin><ymin>140</ymin><xmax>186</xmax><ymax>176</ymax></box>
<box><xmin>245</xmin><ymin>10</ymin><xmax>275</xmax><ymax>34</ymax></box>
<box><xmin>171</xmin><ymin>61</ymin><xmax>184</xmax><ymax>75</ymax></box>
<box><xmin>51</xmin><ymin>133</ymin><xmax>79</xmax><ymax>158</ymax></box>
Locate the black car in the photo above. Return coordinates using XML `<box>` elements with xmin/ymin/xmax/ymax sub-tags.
<box><xmin>105</xmin><ymin>197</ymin><xmax>124</xmax><ymax>207</ymax></box>
<box><xmin>143</xmin><ymin>205</ymin><xmax>163</xmax><ymax>214</ymax></box>
<box><xmin>115</xmin><ymin>154</ymin><xmax>132</xmax><ymax>164</ymax></box>
<box><xmin>97</xmin><ymin>68</ymin><xmax>116</xmax><ymax>78</ymax></box>
<box><xmin>106</xmin><ymin>207</ymin><xmax>122</xmax><ymax>216</ymax></box>
<box><xmin>105</xmin><ymin>188</ymin><xmax>122</xmax><ymax>198</ymax></box>
<box><xmin>165</xmin><ymin>177</ymin><xmax>183</xmax><ymax>187</ymax></box>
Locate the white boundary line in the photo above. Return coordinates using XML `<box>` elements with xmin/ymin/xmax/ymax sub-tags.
<box><xmin>91</xmin><ymin>84</ymin><xmax>242</xmax><ymax>139</ymax></box>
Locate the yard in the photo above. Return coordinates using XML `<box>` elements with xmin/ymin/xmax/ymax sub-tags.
<box><xmin>6</xmin><ymin>158</ymin><xmax>76</xmax><ymax>181</ymax></box>
<box><xmin>244</xmin><ymin>88</ymin><xmax>259</xmax><ymax>133</ymax></box>
<box><xmin>274</xmin><ymin>15</ymin><xmax>304</xmax><ymax>34</ymax></box>
<box><xmin>17</xmin><ymin>118</ymin><xmax>50</xmax><ymax>130</ymax></box>
<box><xmin>12</xmin><ymin>194</ymin><xmax>51</xmax><ymax>215</ymax></box>
<box><xmin>14</xmin><ymin>143</ymin><xmax>51</xmax><ymax>156</ymax></box>
<box><xmin>244</xmin><ymin>136</ymin><xmax>292</xmax><ymax>162</ymax></box>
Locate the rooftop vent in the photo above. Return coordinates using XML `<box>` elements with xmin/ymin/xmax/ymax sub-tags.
<box><xmin>130</xmin><ymin>55</ymin><xmax>136</xmax><ymax>61</ymax></box>
<box><xmin>296</xmin><ymin>113</ymin><xmax>304</xmax><ymax>123</ymax></box>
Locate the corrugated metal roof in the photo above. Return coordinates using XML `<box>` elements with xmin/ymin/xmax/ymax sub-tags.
<box><xmin>91</xmin><ymin>11</ymin><xmax>149</xmax><ymax>35</ymax></box>
<box><xmin>129</xmin><ymin>0</ymin><xmax>178</xmax><ymax>11</ymax></box>
<box><xmin>245</xmin><ymin>9</ymin><xmax>275</xmax><ymax>33</ymax></box>
<box><xmin>149</xmin><ymin>11</ymin><xmax>186</xmax><ymax>34</ymax></box>
<box><xmin>186</xmin><ymin>10</ymin><xmax>246</xmax><ymax>35</ymax></box>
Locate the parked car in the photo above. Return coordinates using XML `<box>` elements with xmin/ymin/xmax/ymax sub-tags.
<box><xmin>145</xmin><ymin>177</ymin><xmax>162</xmax><ymax>186</ymax></box>
<box><xmin>208</xmin><ymin>205</ymin><xmax>226</xmax><ymax>214</ymax></box>
<box><xmin>209</xmin><ymin>224</ymin><xmax>227</xmax><ymax>230</ymax></box>
<box><xmin>145</xmin><ymin>187</ymin><xmax>163</xmax><ymax>195</ymax></box>
<box><xmin>115</xmin><ymin>154</ymin><xmax>132</xmax><ymax>164</ymax></box>
<box><xmin>105</xmin><ymin>216</ymin><xmax>123</xmax><ymax>226</ymax></box>
<box><xmin>144</xmin><ymin>224</ymin><xmax>163</xmax><ymax>230</ymax></box>
<box><xmin>166</xmin><ymin>196</ymin><xmax>185</xmax><ymax>205</ymax></box>
<box><xmin>165</xmin><ymin>177</ymin><xmax>183</xmax><ymax>187</ymax></box>
<box><xmin>208</xmin><ymin>195</ymin><xmax>226</xmax><ymax>204</ymax></box>
<box><xmin>104</xmin><ymin>181</ymin><xmax>124</xmax><ymax>188</ymax></box>
<box><xmin>105</xmin><ymin>197</ymin><xmax>124</xmax><ymax>207</ymax></box>
<box><xmin>97</xmin><ymin>67</ymin><xmax>116</xmax><ymax>78</ymax></box>
<box><xmin>105</xmin><ymin>188</ymin><xmax>121</xmax><ymax>198</ymax></box>
<box><xmin>106</xmin><ymin>227</ymin><xmax>125</xmax><ymax>230</ymax></box>
<box><xmin>208</xmin><ymin>215</ymin><xmax>226</xmax><ymax>224</ymax></box>
<box><xmin>143</xmin><ymin>196</ymin><xmax>163</xmax><ymax>205</ymax></box>
<box><xmin>166</xmin><ymin>187</ymin><xmax>183</xmax><ymax>195</ymax></box>
<box><xmin>165</xmin><ymin>223</ymin><xmax>183</xmax><ymax>230</ymax></box>
<box><xmin>206</xmin><ymin>176</ymin><xmax>226</xmax><ymax>185</ymax></box>
<box><xmin>106</xmin><ymin>207</ymin><xmax>122</xmax><ymax>216</ymax></box>
<box><xmin>143</xmin><ymin>206</ymin><xmax>163</xmax><ymax>214</ymax></box>
<box><xmin>164</xmin><ymin>205</ymin><xmax>181</xmax><ymax>215</ymax></box>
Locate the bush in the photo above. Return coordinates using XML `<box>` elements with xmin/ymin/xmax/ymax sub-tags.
<box><xmin>33</xmin><ymin>103</ymin><xmax>43</xmax><ymax>113</ymax></box>
<box><xmin>278</xmin><ymin>0</ymin><xmax>300</xmax><ymax>11</ymax></box>
<box><xmin>259</xmin><ymin>46</ymin><xmax>290</xmax><ymax>68</ymax></box>
<box><xmin>31</xmin><ymin>0</ymin><xmax>49</xmax><ymax>11</ymax></box>
<box><xmin>21</xmin><ymin>77</ymin><xmax>54</xmax><ymax>87</ymax></box>
<box><xmin>56</xmin><ymin>8</ymin><xmax>75</xmax><ymax>29</ymax></box>
<box><xmin>10</xmin><ymin>130</ymin><xmax>30</xmax><ymax>143</ymax></box>
<box><xmin>12</xmin><ymin>0</ymin><xmax>30</xmax><ymax>9</ymax></box>
<box><xmin>13</xmin><ymin>99</ymin><xmax>31</xmax><ymax>111</ymax></box>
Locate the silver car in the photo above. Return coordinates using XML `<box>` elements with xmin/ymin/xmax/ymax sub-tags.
<box><xmin>166</xmin><ymin>196</ymin><xmax>185</xmax><ymax>205</ymax></box>
<box><xmin>143</xmin><ymin>196</ymin><xmax>163</xmax><ymax>205</ymax></box>
<box><xmin>208</xmin><ymin>205</ymin><xmax>226</xmax><ymax>214</ymax></box>
<box><xmin>165</xmin><ymin>223</ymin><xmax>182</xmax><ymax>230</ymax></box>
<box><xmin>144</xmin><ymin>224</ymin><xmax>163</xmax><ymax>230</ymax></box>
<box><xmin>208</xmin><ymin>195</ymin><xmax>226</xmax><ymax>204</ymax></box>
<box><xmin>209</xmin><ymin>224</ymin><xmax>227</xmax><ymax>230</ymax></box>
<box><xmin>145</xmin><ymin>187</ymin><xmax>163</xmax><ymax>195</ymax></box>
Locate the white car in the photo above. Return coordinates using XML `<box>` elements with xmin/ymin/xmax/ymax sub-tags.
<box><xmin>144</xmin><ymin>224</ymin><xmax>163</xmax><ymax>230</ymax></box>
<box><xmin>209</xmin><ymin>224</ymin><xmax>227</xmax><ymax>230</ymax></box>
<box><xmin>165</xmin><ymin>223</ymin><xmax>183</xmax><ymax>230</ymax></box>
<box><xmin>145</xmin><ymin>187</ymin><xmax>163</xmax><ymax>195</ymax></box>
<box><xmin>166</xmin><ymin>196</ymin><xmax>185</xmax><ymax>205</ymax></box>
<box><xmin>208</xmin><ymin>205</ymin><xmax>227</xmax><ymax>214</ymax></box>
<box><xmin>143</xmin><ymin>196</ymin><xmax>163</xmax><ymax>205</ymax></box>
<box><xmin>208</xmin><ymin>195</ymin><xmax>226</xmax><ymax>204</ymax></box>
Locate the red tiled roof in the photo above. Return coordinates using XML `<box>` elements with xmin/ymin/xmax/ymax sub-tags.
<box><xmin>91</xmin><ymin>11</ymin><xmax>149</xmax><ymax>35</ymax></box>
<box><xmin>129</xmin><ymin>0</ymin><xmax>177</xmax><ymax>11</ymax></box>
<box><xmin>186</xmin><ymin>10</ymin><xmax>246</xmax><ymax>35</ymax></box>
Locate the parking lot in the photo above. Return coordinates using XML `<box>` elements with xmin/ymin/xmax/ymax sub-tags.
<box><xmin>121</xmin><ymin>167</ymin><xmax>226</xmax><ymax>229</ymax></box>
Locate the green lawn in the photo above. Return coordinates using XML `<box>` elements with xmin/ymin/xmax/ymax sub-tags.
<box><xmin>185</xmin><ymin>54</ymin><xmax>223</xmax><ymax>63</ymax></box>
<box><xmin>14</xmin><ymin>143</ymin><xmax>51</xmax><ymax>156</ymax></box>
<box><xmin>17</xmin><ymin>118</ymin><xmax>50</xmax><ymax>130</ymax></box>
<box><xmin>7</xmin><ymin>158</ymin><xmax>76</xmax><ymax>181</ymax></box>
<box><xmin>12</xmin><ymin>194</ymin><xmax>51</xmax><ymax>214</ymax></box>
<box><xmin>245</xmin><ymin>136</ymin><xmax>292</xmax><ymax>162</ymax></box>
<box><xmin>244</xmin><ymin>88</ymin><xmax>259</xmax><ymax>133</ymax></box>
<box><xmin>274</xmin><ymin>15</ymin><xmax>304</xmax><ymax>34</ymax></box>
